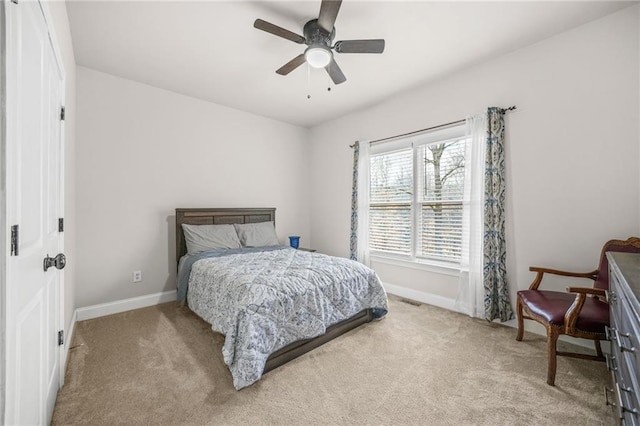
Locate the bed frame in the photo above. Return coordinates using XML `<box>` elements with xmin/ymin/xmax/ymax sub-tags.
<box><xmin>175</xmin><ymin>208</ymin><xmax>374</xmax><ymax>375</ymax></box>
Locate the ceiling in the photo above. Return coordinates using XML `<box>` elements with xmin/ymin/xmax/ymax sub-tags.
<box><xmin>66</xmin><ymin>1</ymin><xmax>635</xmax><ymax>128</ymax></box>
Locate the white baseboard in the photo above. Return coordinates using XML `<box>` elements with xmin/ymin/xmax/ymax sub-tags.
<box><xmin>383</xmin><ymin>282</ymin><xmax>458</xmax><ymax>312</ymax></box>
<box><xmin>383</xmin><ymin>282</ymin><xmax>594</xmax><ymax>350</ymax></box>
<box><xmin>76</xmin><ymin>290</ymin><xmax>177</xmax><ymax>321</ymax></box>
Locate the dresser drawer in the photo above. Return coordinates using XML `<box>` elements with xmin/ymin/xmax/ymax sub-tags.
<box><xmin>619</xmin><ymin>308</ymin><xmax>640</xmax><ymax>381</ymax></box>
<box><xmin>607</xmin><ymin>333</ymin><xmax>639</xmax><ymax>425</ymax></box>
<box><xmin>619</xmin><ymin>353</ymin><xmax>640</xmax><ymax>425</ymax></box>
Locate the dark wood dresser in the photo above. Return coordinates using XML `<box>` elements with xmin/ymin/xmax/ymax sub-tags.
<box><xmin>606</xmin><ymin>252</ymin><xmax>640</xmax><ymax>424</ymax></box>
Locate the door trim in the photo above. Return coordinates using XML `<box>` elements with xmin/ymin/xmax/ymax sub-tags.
<box><xmin>0</xmin><ymin>1</ymin><xmax>7</xmax><ymax>422</ymax></box>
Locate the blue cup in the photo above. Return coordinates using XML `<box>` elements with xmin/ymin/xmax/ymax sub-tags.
<box><xmin>289</xmin><ymin>236</ymin><xmax>300</xmax><ymax>249</ymax></box>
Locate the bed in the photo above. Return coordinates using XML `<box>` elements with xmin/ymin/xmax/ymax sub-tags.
<box><xmin>175</xmin><ymin>208</ymin><xmax>388</xmax><ymax>389</ymax></box>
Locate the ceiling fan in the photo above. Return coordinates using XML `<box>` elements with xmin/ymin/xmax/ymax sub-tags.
<box><xmin>253</xmin><ymin>0</ymin><xmax>385</xmax><ymax>85</ymax></box>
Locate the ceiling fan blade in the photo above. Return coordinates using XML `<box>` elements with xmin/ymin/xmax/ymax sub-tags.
<box><xmin>334</xmin><ymin>39</ymin><xmax>385</xmax><ymax>54</ymax></box>
<box><xmin>318</xmin><ymin>0</ymin><xmax>342</xmax><ymax>33</ymax></box>
<box><xmin>325</xmin><ymin>57</ymin><xmax>346</xmax><ymax>85</ymax></box>
<box><xmin>254</xmin><ymin>19</ymin><xmax>305</xmax><ymax>44</ymax></box>
<box><xmin>276</xmin><ymin>54</ymin><xmax>307</xmax><ymax>75</ymax></box>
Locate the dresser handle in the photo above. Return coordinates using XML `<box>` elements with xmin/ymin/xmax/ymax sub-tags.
<box><xmin>614</xmin><ymin>328</ymin><xmax>636</xmax><ymax>353</ymax></box>
<box><xmin>605</xmin><ymin>386</ymin><xmax>619</xmax><ymax>412</ymax></box>
<box><xmin>605</xmin><ymin>354</ymin><xmax>618</xmax><ymax>372</ymax></box>
<box><xmin>614</xmin><ymin>382</ymin><xmax>639</xmax><ymax>416</ymax></box>
<box><xmin>620</xmin><ymin>385</ymin><xmax>634</xmax><ymax>394</ymax></box>
<box><xmin>604</xmin><ymin>386</ymin><xmax>616</xmax><ymax>407</ymax></box>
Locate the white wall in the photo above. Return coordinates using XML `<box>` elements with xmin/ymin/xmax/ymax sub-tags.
<box><xmin>309</xmin><ymin>6</ymin><xmax>640</xmax><ymax>312</ymax></box>
<box><xmin>75</xmin><ymin>67</ymin><xmax>310</xmax><ymax>307</ymax></box>
<box><xmin>47</xmin><ymin>1</ymin><xmax>77</xmax><ymax>343</ymax></box>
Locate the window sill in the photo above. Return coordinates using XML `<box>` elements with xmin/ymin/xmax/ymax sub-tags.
<box><xmin>369</xmin><ymin>254</ymin><xmax>461</xmax><ymax>277</ymax></box>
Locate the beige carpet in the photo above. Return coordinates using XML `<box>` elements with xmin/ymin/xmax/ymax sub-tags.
<box><xmin>52</xmin><ymin>296</ymin><xmax>614</xmax><ymax>425</ymax></box>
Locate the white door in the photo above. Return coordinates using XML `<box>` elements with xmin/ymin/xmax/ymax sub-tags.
<box><xmin>5</xmin><ymin>0</ymin><xmax>65</xmax><ymax>424</ymax></box>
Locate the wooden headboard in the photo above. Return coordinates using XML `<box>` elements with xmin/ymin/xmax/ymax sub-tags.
<box><xmin>175</xmin><ymin>208</ymin><xmax>276</xmax><ymax>265</ymax></box>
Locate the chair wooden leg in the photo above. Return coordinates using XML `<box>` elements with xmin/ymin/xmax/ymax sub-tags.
<box><xmin>595</xmin><ymin>340</ymin><xmax>603</xmax><ymax>359</ymax></box>
<box><xmin>547</xmin><ymin>326</ymin><xmax>559</xmax><ymax>386</ymax></box>
<box><xmin>516</xmin><ymin>296</ymin><xmax>524</xmax><ymax>341</ymax></box>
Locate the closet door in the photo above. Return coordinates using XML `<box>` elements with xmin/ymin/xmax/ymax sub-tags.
<box><xmin>5</xmin><ymin>1</ymin><xmax>65</xmax><ymax>424</ymax></box>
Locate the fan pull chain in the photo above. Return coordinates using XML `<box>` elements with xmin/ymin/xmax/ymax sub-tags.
<box><xmin>307</xmin><ymin>63</ymin><xmax>311</xmax><ymax>99</ymax></box>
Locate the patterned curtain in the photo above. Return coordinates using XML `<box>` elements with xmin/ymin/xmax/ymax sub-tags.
<box><xmin>349</xmin><ymin>141</ymin><xmax>360</xmax><ymax>260</ymax></box>
<box><xmin>484</xmin><ymin>108</ymin><xmax>514</xmax><ymax>322</ymax></box>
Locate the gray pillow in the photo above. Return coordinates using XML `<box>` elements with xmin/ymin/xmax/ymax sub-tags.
<box><xmin>234</xmin><ymin>221</ymin><xmax>279</xmax><ymax>247</ymax></box>
<box><xmin>182</xmin><ymin>224</ymin><xmax>242</xmax><ymax>254</ymax></box>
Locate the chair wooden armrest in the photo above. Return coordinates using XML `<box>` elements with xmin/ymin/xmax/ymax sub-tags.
<box><xmin>528</xmin><ymin>267</ymin><xmax>599</xmax><ymax>290</ymax></box>
<box><xmin>564</xmin><ymin>287</ymin><xmax>607</xmax><ymax>334</ymax></box>
<box><xmin>566</xmin><ymin>287</ymin><xmax>606</xmax><ymax>297</ymax></box>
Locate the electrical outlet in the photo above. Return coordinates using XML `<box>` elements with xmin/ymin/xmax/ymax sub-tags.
<box><xmin>132</xmin><ymin>270</ymin><xmax>142</xmax><ymax>283</ymax></box>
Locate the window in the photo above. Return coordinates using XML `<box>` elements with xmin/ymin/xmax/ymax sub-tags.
<box><xmin>369</xmin><ymin>125</ymin><xmax>468</xmax><ymax>264</ymax></box>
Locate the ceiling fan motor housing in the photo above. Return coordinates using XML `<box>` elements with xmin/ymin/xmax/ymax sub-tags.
<box><xmin>303</xmin><ymin>19</ymin><xmax>335</xmax><ymax>47</ymax></box>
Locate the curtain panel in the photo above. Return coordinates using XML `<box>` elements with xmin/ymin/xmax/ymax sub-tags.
<box><xmin>350</xmin><ymin>141</ymin><xmax>371</xmax><ymax>265</ymax></box>
<box><xmin>483</xmin><ymin>108</ymin><xmax>514</xmax><ymax>322</ymax></box>
<box><xmin>456</xmin><ymin>114</ymin><xmax>487</xmax><ymax>318</ymax></box>
<box><xmin>349</xmin><ymin>141</ymin><xmax>360</xmax><ymax>261</ymax></box>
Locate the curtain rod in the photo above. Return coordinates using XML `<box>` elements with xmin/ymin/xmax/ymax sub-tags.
<box><xmin>350</xmin><ymin>105</ymin><xmax>516</xmax><ymax>148</ymax></box>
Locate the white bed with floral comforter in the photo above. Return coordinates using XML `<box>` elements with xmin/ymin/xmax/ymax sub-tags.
<box><xmin>178</xmin><ymin>246</ymin><xmax>388</xmax><ymax>390</ymax></box>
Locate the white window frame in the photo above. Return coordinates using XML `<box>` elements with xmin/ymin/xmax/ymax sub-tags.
<box><xmin>369</xmin><ymin>124</ymin><xmax>468</xmax><ymax>271</ymax></box>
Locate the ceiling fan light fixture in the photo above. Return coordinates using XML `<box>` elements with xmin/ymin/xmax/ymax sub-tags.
<box><xmin>305</xmin><ymin>45</ymin><xmax>332</xmax><ymax>68</ymax></box>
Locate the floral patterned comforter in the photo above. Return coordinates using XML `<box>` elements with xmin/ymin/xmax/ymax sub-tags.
<box><xmin>183</xmin><ymin>247</ymin><xmax>388</xmax><ymax>389</ymax></box>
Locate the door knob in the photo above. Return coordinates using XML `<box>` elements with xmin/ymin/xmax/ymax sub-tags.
<box><xmin>43</xmin><ymin>253</ymin><xmax>66</xmax><ymax>271</ymax></box>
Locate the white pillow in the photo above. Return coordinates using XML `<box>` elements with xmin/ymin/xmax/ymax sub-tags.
<box><xmin>182</xmin><ymin>224</ymin><xmax>242</xmax><ymax>254</ymax></box>
<box><xmin>234</xmin><ymin>221</ymin><xmax>279</xmax><ymax>247</ymax></box>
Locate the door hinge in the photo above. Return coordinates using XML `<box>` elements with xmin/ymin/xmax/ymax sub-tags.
<box><xmin>58</xmin><ymin>330</ymin><xmax>64</xmax><ymax>346</ymax></box>
<box><xmin>58</xmin><ymin>218</ymin><xmax>64</xmax><ymax>232</ymax></box>
<box><xmin>10</xmin><ymin>225</ymin><xmax>19</xmax><ymax>256</ymax></box>
<box><xmin>60</xmin><ymin>106</ymin><xmax>65</xmax><ymax>121</ymax></box>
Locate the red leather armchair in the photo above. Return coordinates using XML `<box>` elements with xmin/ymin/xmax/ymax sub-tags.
<box><xmin>516</xmin><ymin>237</ymin><xmax>640</xmax><ymax>385</ymax></box>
